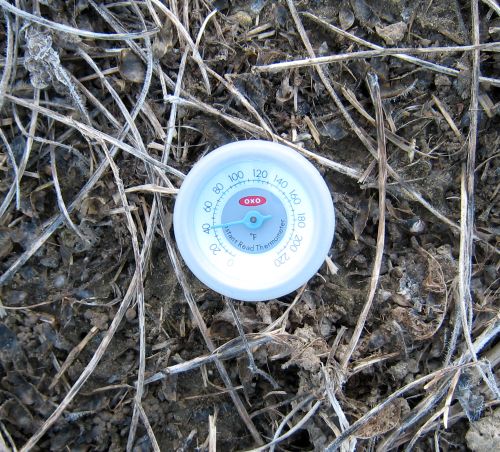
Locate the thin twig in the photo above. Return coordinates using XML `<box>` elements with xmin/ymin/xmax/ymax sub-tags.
<box><xmin>0</xmin><ymin>0</ymin><xmax>159</xmax><ymax>40</ymax></box>
<box><xmin>481</xmin><ymin>0</ymin><xmax>500</xmax><ymax>16</ymax></box>
<box><xmin>0</xmin><ymin>90</ymin><xmax>39</xmax><ymax>222</ymax></box>
<box><xmin>246</xmin><ymin>395</ymin><xmax>321</xmax><ymax>452</ymax></box>
<box><xmin>0</xmin><ymin>127</ymin><xmax>20</xmax><ymax>209</ymax></box>
<box><xmin>458</xmin><ymin>0</ymin><xmax>481</xmax><ymax>364</ymax></box>
<box><xmin>124</xmin><ymin>184</ymin><xmax>179</xmax><ymax>195</ymax></box>
<box><xmin>137</xmin><ymin>403</ymin><xmax>161</xmax><ymax>452</ymax></box>
<box><xmin>340</xmin><ymin>73</ymin><xmax>387</xmax><ymax>371</ymax></box>
<box><xmin>162</xmin><ymin>44</ymin><xmax>189</xmax><ymax>160</ymax></box>
<box><xmin>382</xmin><ymin>398</ymin><xmax>499</xmax><ymax>450</ymax></box>
<box><xmin>301</xmin><ymin>12</ymin><xmax>500</xmax><ymax>88</ymax></box>
<box><xmin>149</xmin><ymin>0</ymin><xmax>211</xmax><ymax>93</ymax></box>
<box><xmin>225</xmin><ymin>297</ymin><xmax>279</xmax><ymax>388</ymax></box>
<box><xmin>254</xmin><ymin>43</ymin><xmax>500</xmax><ymax>73</ymax></box>
<box><xmin>0</xmin><ymin>421</ymin><xmax>17</xmax><ymax>452</ymax></box>
<box><xmin>455</xmin><ymin>0</ymin><xmax>500</xmax><ymax>402</ymax></box>
<box><xmin>377</xmin><ymin>377</ymin><xmax>451</xmax><ymax>451</ymax></box>
<box><xmin>4</xmin><ymin>94</ymin><xmax>184</xmax><ymax>179</ymax></box>
<box><xmin>268</xmin><ymin>396</ymin><xmax>319</xmax><ymax>452</ymax></box>
<box><xmin>262</xmin><ymin>284</ymin><xmax>307</xmax><ymax>333</ymax></box>
<box><xmin>0</xmin><ymin>11</ymin><xmax>14</xmax><ymax>112</ymax></box>
<box><xmin>49</xmin><ymin>147</ymin><xmax>88</xmax><ymax>243</ymax></box>
<box><xmin>404</xmin><ymin>405</ymin><xmax>447</xmax><ymax>452</ymax></box>
<box><xmin>143</xmin><ymin>335</ymin><xmax>277</xmax><ymax>385</ymax></box>
<box><xmin>144</xmin><ymin>0</ymin><xmax>162</xmax><ymax>27</ymax></box>
<box><xmin>324</xmin><ymin>363</ymin><xmax>476</xmax><ymax>451</ymax></box>
<box><xmin>340</xmin><ymin>86</ymin><xmax>417</xmax><ymax>157</ymax></box>
<box><xmin>49</xmin><ymin>326</ymin><xmax>99</xmax><ymax>390</ymax></box>
<box><xmin>323</xmin><ymin>367</ymin><xmax>356</xmax><ymax>452</ymax></box>
<box><xmin>76</xmin><ymin>47</ymin><xmax>150</xmax><ymax>166</ymax></box>
<box><xmin>431</xmin><ymin>94</ymin><xmax>465</xmax><ymax>142</ymax></box>
<box><xmin>443</xmin><ymin>370</ymin><xmax>462</xmax><ymax>428</ymax></box>
<box><xmin>208</xmin><ymin>408</ymin><xmax>217</xmax><ymax>452</ymax></box>
<box><xmin>206</xmin><ymin>67</ymin><xmax>274</xmax><ymax>138</ymax></box>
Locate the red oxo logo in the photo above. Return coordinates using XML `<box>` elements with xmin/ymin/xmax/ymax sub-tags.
<box><xmin>239</xmin><ymin>196</ymin><xmax>267</xmax><ymax>206</ymax></box>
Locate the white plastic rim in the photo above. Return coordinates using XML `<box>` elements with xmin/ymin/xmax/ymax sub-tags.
<box><xmin>173</xmin><ymin>140</ymin><xmax>335</xmax><ymax>301</ymax></box>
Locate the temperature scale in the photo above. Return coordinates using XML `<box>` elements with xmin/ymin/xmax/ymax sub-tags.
<box><xmin>173</xmin><ymin>140</ymin><xmax>335</xmax><ymax>301</ymax></box>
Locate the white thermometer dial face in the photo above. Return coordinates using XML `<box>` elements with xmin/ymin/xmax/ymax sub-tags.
<box><xmin>174</xmin><ymin>141</ymin><xmax>335</xmax><ymax>302</ymax></box>
<box><xmin>195</xmin><ymin>161</ymin><xmax>312</xmax><ymax>286</ymax></box>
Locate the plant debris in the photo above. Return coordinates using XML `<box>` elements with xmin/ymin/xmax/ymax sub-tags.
<box><xmin>0</xmin><ymin>0</ymin><xmax>499</xmax><ymax>450</ymax></box>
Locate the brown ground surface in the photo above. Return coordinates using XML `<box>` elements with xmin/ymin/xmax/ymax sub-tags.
<box><xmin>0</xmin><ymin>0</ymin><xmax>499</xmax><ymax>451</ymax></box>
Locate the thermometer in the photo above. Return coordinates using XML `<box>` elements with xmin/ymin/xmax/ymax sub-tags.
<box><xmin>173</xmin><ymin>140</ymin><xmax>335</xmax><ymax>302</ymax></box>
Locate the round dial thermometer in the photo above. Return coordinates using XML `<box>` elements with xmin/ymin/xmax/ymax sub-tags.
<box><xmin>173</xmin><ymin>140</ymin><xmax>335</xmax><ymax>302</ymax></box>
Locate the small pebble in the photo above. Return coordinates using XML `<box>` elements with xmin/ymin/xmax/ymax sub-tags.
<box><xmin>339</xmin><ymin>7</ymin><xmax>355</xmax><ymax>31</ymax></box>
<box><xmin>435</xmin><ymin>74</ymin><xmax>451</xmax><ymax>86</ymax></box>
<box><xmin>274</xmin><ymin>4</ymin><xmax>288</xmax><ymax>28</ymax></box>
<box><xmin>229</xmin><ymin>11</ymin><xmax>253</xmax><ymax>28</ymax></box>
<box><xmin>375</xmin><ymin>21</ymin><xmax>407</xmax><ymax>45</ymax></box>
<box><xmin>249</xmin><ymin>0</ymin><xmax>266</xmax><ymax>15</ymax></box>
<box><xmin>119</xmin><ymin>50</ymin><xmax>145</xmax><ymax>84</ymax></box>
<box><xmin>126</xmin><ymin>307</ymin><xmax>137</xmax><ymax>322</ymax></box>
<box><xmin>54</xmin><ymin>274</ymin><xmax>66</xmax><ymax>289</ymax></box>
<box><xmin>318</xmin><ymin>42</ymin><xmax>329</xmax><ymax>56</ymax></box>
<box><xmin>409</xmin><ymin>218</ymin><xmax>425</xmax><ymax>234</ymax></box>
<box><xmin>319</xmin><ymin>317</ymin><xmax>332</xmax><ymax>337</ymax></box>
<box><xmin>389</xmin><ymin>361</ymin><xmax>409</xmax><ymax>380</ymax></box>
<box><xmin>212</xmin><ymin>0</ymin><xmax>230</xmax><ymax>11</ymax></box>
<box><xmin>319</xmin><ymin>120</ymin><xmax>348</xmax><ymax>141</ymax></box>
<box><xmin>6</xmin><ymin>291</ymin><xmax>27</xmax><ymax>304</ymax></box>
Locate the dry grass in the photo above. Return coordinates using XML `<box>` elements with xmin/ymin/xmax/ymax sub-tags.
<box><xmin>0</xmin><ymin>0</ymin><xmax>498</xmax><ymax>451</ymax></box>
<box><xmin>340</xmin><ymin>71</ymin><xmax>387</xmax><ymax>372</ymax></box>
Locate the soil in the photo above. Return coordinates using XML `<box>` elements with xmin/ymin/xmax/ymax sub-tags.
<box><xmin>0</xmin><ymin>0</ymin><xmax>499</xmax><ymax>451</ymax></box>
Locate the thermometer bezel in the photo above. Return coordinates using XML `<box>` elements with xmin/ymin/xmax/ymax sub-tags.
<box><xmin>173</xmin><ymin>140</ymin><xmax>335</xmax><ymax>301</ymax></box>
